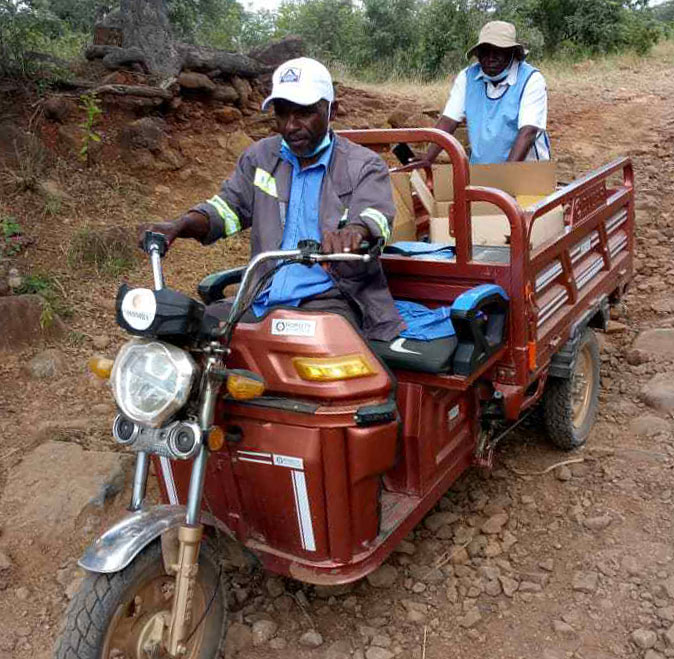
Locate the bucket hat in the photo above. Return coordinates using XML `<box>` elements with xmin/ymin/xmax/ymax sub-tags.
<box><xmin>466</xmin><ymin>21</ymin><xmax>528</xmax><ymax>60</ymax></box>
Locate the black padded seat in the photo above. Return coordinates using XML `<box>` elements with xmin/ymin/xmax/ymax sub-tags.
<box><xmin>369</xmin><ymin>335</ymin><xmax>458</xmax><ymax>374</ymax></box>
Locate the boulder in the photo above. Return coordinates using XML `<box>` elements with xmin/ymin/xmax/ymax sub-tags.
<box><xmin>251</xmin><ymin>619</ymin><xmax>278</xmax><ymax>646</ymax></box>
<box><xmin>629</xmin><ymin>415</ymin><xmax>671</xmax><ymax>437</ymax></box>
<box><xmin>178</xmin><ymin>71</ymin><xmax>216</xmax><ymax>92</ymax></box>
<box><xmin>249</xmin><ymin>36</ymin><xmax>305</xmax><ymax>66</ymax></box>
<box><xmin>226</xmin><ymin>130</ymin><xmax>254</xmax><ymax>158</ymax></box>
<box><xmin>119</xmin><ymin>118</ymin><xmax>185</xmax><ymax>171</ymax></box>
<box><xmin>0</xmin><ymin>295</ymin><xmax>65</xmax><ymax>351</ymax></box>
<box><xmin>27</xmin><ymin>349</ymin><xmax>66</xmax><ymax>378</ymax></box>
<box><xmin>43</xmin><ymin>96</ymin><xmax>77</xmax><ymax>123</ymax></box>
<box><xmin>224</xmin><ymin>622</ymin><xmax>252</xmax><ymax>655</ymax></box>
<box><xmin>366</xmin><ymin>564</ymin><xmax>398</xmax><ymax>588</ymax></box>
<box><xmin>0</xmin><ymin>123</ymin><xmax>45</xmax><ymax>169</ymax></box>
<box><xmin>641</xmin><ymin>373</ymin><xmax>674</xmax><ymax>413</ymax></box>
<box><xmin>215</xmin><ymin>106</ymin><xmax>243</xmax><ymax>124</ymax></box>
<box><xmin>212</xmin><ymin>83</ymin><xmax>239</xmax><ymax>104</ymax></box>
<box><xmin>231</xmin><ymin>76</ymin><xmax>253</xmax><ymax>107</ymax></box>
<box><xmin>387</xmin><ymin>104</ymin><xmax>434</xmax><ymax>129</ymax></box>
<box><xmin>633</xmin><ymin>329</ymin><xmax>674</xmax><ymax>360</ymax></box>
<box><xmin>0</xmin><ymin>441</ymin><xmax>131</xmax><ymax>540</ymax></box>
<box><xmin>299</xmin><ymin>630</ymin><xmax>323</xmax><ymax>648</ymax></box>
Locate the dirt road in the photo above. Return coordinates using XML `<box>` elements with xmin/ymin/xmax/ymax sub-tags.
<box><xmin>0</xmin><ymin>46</ymin><xmax>673</xmax><ymax>659</ymax></box>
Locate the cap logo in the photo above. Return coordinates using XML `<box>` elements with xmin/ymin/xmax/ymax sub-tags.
<box><xmin>279</xmin><ymin>67</ymin><xmax>301</xmax><ymax>83</ymax></box>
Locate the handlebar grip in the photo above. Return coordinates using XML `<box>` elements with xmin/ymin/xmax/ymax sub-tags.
<box><xmin>142</xmin><ymin>231</ymin><xmax>168</xmax><ymax>257</ymax></box>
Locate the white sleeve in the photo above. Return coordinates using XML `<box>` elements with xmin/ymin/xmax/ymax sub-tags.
<box><xmin>518</xmin><ymin>71</ymin><xmax>547</xmax><ymax>130</ymax></box>
<box><xmin>442</xmin><ymin>69</ymin><xmax>467</xmax><ymax>122</ymax></box>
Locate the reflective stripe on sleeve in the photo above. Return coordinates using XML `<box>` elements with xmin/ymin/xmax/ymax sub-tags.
<box><xmin>208</xmin><ymin>195</ymin><xmax>241</xmax><ymax>236</ymax></box>
<box><xmin>360</xmin><ymin>207</ymin><xmax>391</xmax><ymax>242</ymax></box>
<box><xmin>254</xmin><ymin>168</ymin><xmax>278</xmax><ymax>198</ymax></box>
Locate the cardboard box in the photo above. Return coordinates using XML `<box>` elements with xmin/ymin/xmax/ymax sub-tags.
<box><xmin>428</xmin><ymin>161</ymin><xmax>565</xmax><ymax>249</ymax></box>
<box><xmin>390</xmin><ymin>171</ymin><xmax>418</xmax><ymax>242</ymax></box>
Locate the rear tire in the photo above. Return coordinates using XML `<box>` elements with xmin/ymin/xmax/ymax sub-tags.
<box><xmin>544</xmin><ymin>327</ymin><xmax>600</xmax><ymax>451</ymax></box>
<box><xmin>54</xmin><ymin>539</ymin><xmax>227</xmax><ymax>659</ymax></box>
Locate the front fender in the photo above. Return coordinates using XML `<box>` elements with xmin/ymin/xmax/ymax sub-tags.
<box><xmin>78</xmin><ymin>505</ymin><xmax>228</xmax><ymax>574</ymax></box>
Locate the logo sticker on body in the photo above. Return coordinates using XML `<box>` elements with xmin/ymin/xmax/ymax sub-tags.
<box><xmin>121</xmin><ymin>288</ymin><xmax>156</xmax><ymax>331</ymax></box>
<box><xmin>271</xmin><ymin>318</ymin><xmax>316</xmax><ymax>337</ymax></box>
<box><xmin>389</xmin><ymin>338</ymin><xmax>422</xmax><ymax>355</ymax></box>
<box><xmin>273</xmin><ymin>454</ymin><xmax>304</xmax><ymax>470</ymax></box>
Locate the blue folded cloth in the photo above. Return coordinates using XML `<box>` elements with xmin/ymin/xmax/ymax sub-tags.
<box><xmin>395</xmin><ymin>300</ymin><xmax>455</xmax><ymax>340</ymax></box>
<box><xmin>387</xmin><ymin>241</ymin><xmax>455</xmax><ymax>261</ymax></box>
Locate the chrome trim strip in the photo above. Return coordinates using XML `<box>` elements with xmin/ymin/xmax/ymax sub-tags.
<box><xmin>535</xmin><ymin>261</ymin><xmax>563</xmax><ymax>293</ymax></box>
<box><xmin>576</xmin><ymin>257</ymin><xmax>605</xmax><ymax>289</ymax></box>
<box><xmin>537</xmin><ymin>291</ymin><xmax>569</xmax><ymax>327</ymax></box>
<box><xmin>606</xmin><ymin>208</ymin><xmax>628</xmax><ymax>234</ymax></box>
<box><xmin>570</xmin><ymin>231</ymin><xmax>599</xmax><ymax>264</ymax></box>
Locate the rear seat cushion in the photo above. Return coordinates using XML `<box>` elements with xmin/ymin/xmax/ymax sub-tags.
<box><xmin>369</xmin><ymin>335</ymin><xmax>458</xmax><ymax>374</ymax></box>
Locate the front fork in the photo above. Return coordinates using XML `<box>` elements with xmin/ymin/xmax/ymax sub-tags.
<box><xmin>130</xmin><ymin>348</ymin><xmax>223</xmax><ymax>657</ymax></box>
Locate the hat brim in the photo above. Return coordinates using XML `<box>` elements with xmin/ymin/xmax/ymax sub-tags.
<box><xmin>466</xmin><ymin>41</ymin><xmax>528</xmax><ymax>60</ymax></box>
<box><xmin>261</xmin><ymin>88</ymin><xmax>326</xmax><ymax>111</ymax></box>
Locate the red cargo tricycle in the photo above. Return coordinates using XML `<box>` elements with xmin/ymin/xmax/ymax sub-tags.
<box><xmin>55</xmin><ymin>128</ymin><xmax>634</xmax><ymax>659</ymax></box>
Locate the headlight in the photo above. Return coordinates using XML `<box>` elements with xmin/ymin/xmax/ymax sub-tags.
<box><xmin>111</xmin><ymin>338</ymin><xmax>197</xmax><ymax>428</ymax></box>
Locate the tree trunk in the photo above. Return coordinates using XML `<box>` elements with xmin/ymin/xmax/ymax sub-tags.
<box><xmin>119</xmin><ymin>0</ymin><xmax>181</xmax><ymax>76</ymax></box>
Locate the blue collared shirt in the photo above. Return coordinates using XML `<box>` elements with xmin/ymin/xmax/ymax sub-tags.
<box><xmin>252</xmin><ymin>137</ymin><xmax>335</xmax><ymax>316</ymax></box>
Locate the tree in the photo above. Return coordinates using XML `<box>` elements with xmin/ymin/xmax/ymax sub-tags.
<box><xmin>119</xmin><ymin>0</ymin><xmax>181</xmax><ymax>75</ymax></box>
<box><xmin>275</xmin><ymin>0</ymin><xmax>365</xmax><ymax>66</ymax></box>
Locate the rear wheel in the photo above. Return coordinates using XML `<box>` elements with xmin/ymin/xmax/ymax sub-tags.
<box><xmin>54</xmin><ymin>539</ymin><xmax>227</xmax><ymax>659</ymax></box>
<box><xmin>544</xmin><ymin>327</ymin><xmax>600</xmax><ymax>450</ymax></box>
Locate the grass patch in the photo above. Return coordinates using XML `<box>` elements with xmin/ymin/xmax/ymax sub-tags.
<box><xmin>0</xmin><ymin>136</ymin><xmax>47</xmax><ymax>193</ymax></box>
<box><xmin>67</xmin><ymin>226</ymin><xmax>137</xmax><ymax>277</ymax></box>
<box><xmin>15</xmin><ymin>272</ymin><xmax>72</xmax><ymax>325</ymax></box>
<box><xmin>342</xmin><ymin>40</ymin><xmax>674</xmax><ymax>109</ymax></box>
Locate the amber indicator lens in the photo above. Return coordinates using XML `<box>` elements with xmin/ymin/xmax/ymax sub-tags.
<box><xmin>88</xmin><ymin>356</ymin><xmax>114</xmax><ymax>379</ymax></box>
<box><xmin>293</xmin><ymin>354</ymin><xmax>376</xmax><ymax>381</ymax></box>
<box><xmin>207</xmin><ymin>426</ymin><xmax>225</xmax><ymax>451</ymax></box>
<box><xmin>226</xmin><ymin>370</ymin><xmax>265</xmax><ymax>400</ymax></box>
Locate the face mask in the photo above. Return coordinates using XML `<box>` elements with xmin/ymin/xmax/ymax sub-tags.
<box><xmin>482</xmin><ymin>55</ymin><xmax>514</xmax><ymax>83</ymax></box>
<box><xmin>283</xmin><ymin>101</ymin><xmax>332</xmax><ymax>157</ymax></box>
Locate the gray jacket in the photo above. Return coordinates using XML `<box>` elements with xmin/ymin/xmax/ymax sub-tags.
<box><xmin>192</xmin><ymin>133</ymin><xmax>404</xmax><ymax>341</ymax></box>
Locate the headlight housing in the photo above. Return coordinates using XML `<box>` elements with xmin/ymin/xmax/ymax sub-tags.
<box><xmin>111</xmin><ymin>338</ymin><xmax>197</xmax><ymax>428</ymax></box>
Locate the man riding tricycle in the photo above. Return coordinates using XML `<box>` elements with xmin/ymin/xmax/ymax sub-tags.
<box><xmin>55</xmin><ymin>57</ymin><xmax>634</xmax><ymax>659</ymax></box>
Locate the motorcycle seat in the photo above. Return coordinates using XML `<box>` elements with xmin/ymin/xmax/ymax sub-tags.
<box><xmin>370</xmin><ymin>284</ymin><xmax>509</xmax><ymax>376</ymax></box>
<box><xmin>369</xmin><ymin>335</ymin><xmax>459</xmax><ymax>374</ymax></box>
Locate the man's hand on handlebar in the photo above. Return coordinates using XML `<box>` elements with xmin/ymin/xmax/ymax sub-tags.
<box><xmin>322</xmin><ymin>224</ymin><xmax>371</xmax><ymax>255</ymax></box>
<box><xmin>393</xmin><ymin>158</ymin><xmax>433</xmax><ymax>173</ymax></box>
<box><xmin>137</xmin><ymin>211</ymin><xmax>209</xmax><ymax>250</ymax></box>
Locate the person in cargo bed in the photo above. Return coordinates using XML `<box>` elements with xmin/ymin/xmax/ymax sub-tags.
<box><xmin>420</xmin><ymin>21</ymin><xmax>550</xmax><ymax>165</ymax></box>
<box><xmin>138</xmin><ymin>57</ymin><xmax>404</xmax><ymax>342</ymax></box>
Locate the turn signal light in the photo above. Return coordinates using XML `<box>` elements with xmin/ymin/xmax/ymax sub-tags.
<box><xmin>293</xmin><ymin>354</ymin><xmax>376</xmax><ymax>381</ymax></box>
<box><xmin>226</xmin><ymin>370</ymin><xmax>265</xmax><ymax>400</ymax></box>
<box><xmin>207</xmin><ymin>426</ymin><xmax>225</xmax><ymax>451</ymax></box>
<box><xmin>88</xmin><ymin>356</ymin><xmax>113</xmax><ymax>379</ymax></box>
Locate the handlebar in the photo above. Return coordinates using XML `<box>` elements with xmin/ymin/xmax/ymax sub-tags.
<box><xmin>215</xmin><ymin>241</ymin><xmax>379</xmax><ymax>340</ymax></box>
<box><xmin>139</xmin><ymin>230</ymin><xmax>379</xmax><ymax>334</ymax></box>
<box><xmin>142</xmin><ymin>231</ymin><xmax>168</xmax><ymax>291</ymax></box>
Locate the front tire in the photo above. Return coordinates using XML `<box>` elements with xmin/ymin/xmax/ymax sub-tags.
<box><xmin>543</xmin><ymin>327</ymin><xmax>600</xmax><ymax>450</ymax></box>
<box><xmin>54</xmin><ymin>539</ymin><xmax>227</xmax><ymax>659</ymax></box>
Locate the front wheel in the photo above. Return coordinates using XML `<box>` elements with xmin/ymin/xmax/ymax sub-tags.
<box><xmin>543</xmin><ymin>327</ymin><xmax>600</xmax><ymax>450</ymax></box>
<box><xmin>54</xmin><ymin>539</ymin><xmax>227</xmax><ymax>659</ymax></box>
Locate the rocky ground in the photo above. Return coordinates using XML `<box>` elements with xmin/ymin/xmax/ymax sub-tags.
<box><xmin>0</xmin><ymin>45</ymin><xmax>673</xmax><ymax>659</ymax></box>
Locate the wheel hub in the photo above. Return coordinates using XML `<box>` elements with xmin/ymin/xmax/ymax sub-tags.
<box><xmin>135</xmin><ymin>611</ymin><xmax>169</xmax><ymax>658</ymax></box>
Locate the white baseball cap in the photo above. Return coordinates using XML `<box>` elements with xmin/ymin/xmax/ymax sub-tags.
<box><xmin>262</xmin><ymin>57</ymin><xmax>334</xmax><ymax>111</ymax></box>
